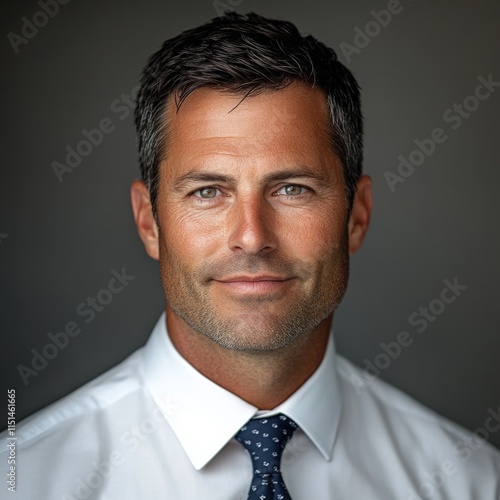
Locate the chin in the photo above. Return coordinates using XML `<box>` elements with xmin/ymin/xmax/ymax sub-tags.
<box><xmin>197</xmin><ymin>314</ymin><xmax>311</xmax><ymax>353</ymax></box>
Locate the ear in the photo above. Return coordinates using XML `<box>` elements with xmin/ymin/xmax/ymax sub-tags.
<box><xmin>348</xmin><ymin>175</ymin><xmax>372</xmax><ymax>255</ymax></box>
<box><xmin>130</xmin><ymin>180</ymin><xmax>159</xmax><ymax>260</ymax></box>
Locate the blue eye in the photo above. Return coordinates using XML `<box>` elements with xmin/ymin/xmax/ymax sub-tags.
<box><xmin>277</xmin><ymin>185</ymin><xmax>306</xmax><ymax>196</ymax></box>
<box><xmin>196</xmin><ymin>187</ymin><xmax>219</xmax><ymax>198</ymax></box>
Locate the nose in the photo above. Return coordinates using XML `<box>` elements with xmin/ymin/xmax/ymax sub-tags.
<box><xmin>227</xmin><ymin>194</ymin><xmax>278</xmax><ymax>255</ymax></box>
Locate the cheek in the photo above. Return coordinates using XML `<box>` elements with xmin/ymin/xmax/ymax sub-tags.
<box><xmin>160</xmin><ymin>207</ymin><xmax>223</xmax><ymax>263</ymax></box>
<box><xmin>281</xmin><ymin>206</ymin><xmax>347</xmax><ymax>260</ymax></box>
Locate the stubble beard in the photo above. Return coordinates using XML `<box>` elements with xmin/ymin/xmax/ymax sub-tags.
<box><xmin>160</xmin><ymin>240</ymin><xmax>350</xmax><ymax>352</ymax></box>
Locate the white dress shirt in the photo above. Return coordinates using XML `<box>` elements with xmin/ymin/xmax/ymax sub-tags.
<box><xmin>1</xmin><ymin>314</ymin><xmax>499</xmax><ymax>499</ymax></box>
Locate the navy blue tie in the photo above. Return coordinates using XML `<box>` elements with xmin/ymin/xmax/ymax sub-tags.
<box><xmin>235</xmin><ymin>414</ymin><xmax>298</xmax><ymax>500</ymax></box>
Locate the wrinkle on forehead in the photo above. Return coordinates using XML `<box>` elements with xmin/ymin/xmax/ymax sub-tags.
<box><xmin>162</xmin><ymin>82</ymin><xmax>333</xmax><ymax>159</ymax></box>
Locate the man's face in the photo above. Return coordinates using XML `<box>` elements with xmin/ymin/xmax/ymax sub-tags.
<box><xmin>137</xmin><ymin>83</ymin><xmax>362</xmax><ymax>352</ymax></box>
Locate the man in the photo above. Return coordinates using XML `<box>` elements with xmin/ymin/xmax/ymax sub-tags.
<box><xmin>1</xmin><ymin>12</ymin><xmax>499</xmax><ymax>500</ymax></box>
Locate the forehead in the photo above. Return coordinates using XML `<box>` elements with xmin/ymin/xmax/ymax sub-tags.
<box><xmin>160</xmin><ymin>82</ymin><xmax>338</xmax><ymax>177</ymax></box>
<box><xmin>165</xmin><ymin>82</ymin><xmax>330</xmax><ymax>141</ymax></box>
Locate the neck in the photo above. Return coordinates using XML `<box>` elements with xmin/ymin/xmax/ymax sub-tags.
<box><xmin>165</xmin><ymin>307</ymin><xmax>332</xmax><ymax>410</ymax></box>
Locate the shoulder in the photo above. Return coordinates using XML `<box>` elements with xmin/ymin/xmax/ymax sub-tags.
<box><xmin>335</xmin><ymin>354</ymin><xmax>500</xmax><ymax>494</ymax></box>
<box><xmin>1</xmin><ymin>348</ymin><xmax>146</xmax><ymax>450</ymax></box>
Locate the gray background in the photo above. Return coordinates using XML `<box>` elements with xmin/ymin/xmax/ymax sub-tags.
<box><xmin>1</xmin><ymin>0</ymin><xmax>499</xmax><ymax>450</ymax></box>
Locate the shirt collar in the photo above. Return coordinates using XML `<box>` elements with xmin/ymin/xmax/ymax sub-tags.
<box><xmin>141</xmin><ymin>313</ymin><xmax>341</xmax><ymax>469</ymax></box>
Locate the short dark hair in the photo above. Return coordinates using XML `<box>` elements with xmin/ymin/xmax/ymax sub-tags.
<box><xmin>135</xmin><ymin>12</ymin><xmax>363</xmax><ymax>214</ymax></box>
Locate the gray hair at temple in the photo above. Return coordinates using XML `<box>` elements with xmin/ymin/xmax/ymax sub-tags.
<box><xmin>134</xmin><ymin>11</ymin><xmax>363</xmax><ymax>215</ymax></box>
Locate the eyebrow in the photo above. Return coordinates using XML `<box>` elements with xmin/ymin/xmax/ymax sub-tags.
<box><xmin>172</xmin><ymin>172</ymin><xmax>236</xmax><ymax>190</ymax></box>
<box><xmin>171</xmin><ymin>166</ymin><xmax>329</xmax><ymax>191</ymax></box>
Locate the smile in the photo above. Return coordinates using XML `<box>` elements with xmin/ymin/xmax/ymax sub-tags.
<box><xmin>213</xmin><ymin>276</ymin><xmax>295</xmax><ymax>294</ymax></box>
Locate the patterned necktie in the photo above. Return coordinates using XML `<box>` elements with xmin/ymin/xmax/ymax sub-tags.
<box><xmin>235</xmin><ymin>413</ymin><xmax>298</xmax><ymax>500</ymax></box>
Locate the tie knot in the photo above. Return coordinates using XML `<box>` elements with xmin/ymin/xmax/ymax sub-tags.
<box><xmin>235</xmin><ymin>414</ymin><xmax>298</xmax><ymax>475</ymax></box>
